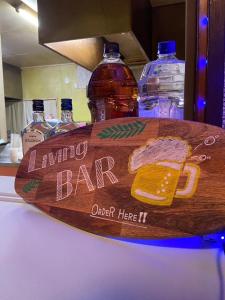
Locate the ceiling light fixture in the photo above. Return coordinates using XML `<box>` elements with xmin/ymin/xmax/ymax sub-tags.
<box><xmin>16</xmin><ymin>3</ymin><xmax>38</xmax><ymax>27</ymax></box>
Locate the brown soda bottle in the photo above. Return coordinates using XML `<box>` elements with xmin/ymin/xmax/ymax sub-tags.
<box><xmin>87</xmin><ymin>42</ymin><xmax>138</xmax><ymax>122</ymax></box>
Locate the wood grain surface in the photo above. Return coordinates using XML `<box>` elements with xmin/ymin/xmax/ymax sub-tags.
<box><xmin>15</xmin><ymin>118</ymin><xmax>225</xmax><ymax>238</ymax></box>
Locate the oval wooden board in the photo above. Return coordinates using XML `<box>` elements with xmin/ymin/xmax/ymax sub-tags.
<box><xmin>15</xmin><ymin>118</ymin><xmax>225</xmax><ymax>239</ymax></box>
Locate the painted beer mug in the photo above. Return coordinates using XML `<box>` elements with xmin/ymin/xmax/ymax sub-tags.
<box><xmin>129</xmin><ymin>137</ymin><xmax>200</xmax><ymax>206</ymax></box>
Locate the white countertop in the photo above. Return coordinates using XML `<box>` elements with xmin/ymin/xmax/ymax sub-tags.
<box><xmin>0</xmin><ymin>176</ymin><xmax>224</xmax><ymax>300</ymax></box>
<box><xmin>0</xmin><ymin>176</ymin><xmax>23</xmax><ymax>202</ymax></box>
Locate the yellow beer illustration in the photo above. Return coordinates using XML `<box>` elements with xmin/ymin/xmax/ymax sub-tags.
<box><xmin>129</xmin><ymin>137</ymin><xmax>200</xmax><ymax>206</ymax></box>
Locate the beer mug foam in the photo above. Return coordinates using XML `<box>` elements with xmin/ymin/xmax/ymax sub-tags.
<box><xmin>129</xmin><ymin>137</ymin><xmax>200</xmax><ymax>206</ymax></box>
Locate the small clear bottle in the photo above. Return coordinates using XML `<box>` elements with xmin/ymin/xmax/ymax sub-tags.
<box><xmin>54</xmin><ymin>98</ymin><xmax>78</xmax><ymax>135</ymax></box>
<box><xmin>22</xmin><ymin>100</ymin><xmax>52</xmax><ymax>155</ymax></box>
<box><xmin>138</xmin><ymin>41</ymin><xmax>185</xmax><ymax>119</ymax></box>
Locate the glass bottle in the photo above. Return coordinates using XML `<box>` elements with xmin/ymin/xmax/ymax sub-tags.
<box><xmin>22</xmin><ymin>100</ymin><xmax>52</xmax><ymax>155</ymax></box>
<box><xmin>54</xmin><ymin>98</ymin><xmax>78</xmax><ymax>135</ymax></box>
<box><xmin>87</xmin><ymin>42</ymin><xmax>138</xmax><ymax>122</ymax></box>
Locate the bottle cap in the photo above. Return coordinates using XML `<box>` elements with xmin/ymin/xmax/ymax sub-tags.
<box><xmin>158</xmin><ymin>41</ymin><xmax>176</xmax><ymax>55</ymax></box>
<box><xmin>104</xmin><ymin>42</ymin><xmax>119</xmax><ymax>55</ymax></box>
<box><xmin>61</xmin><ymin>98</ymin><xmax>72</xmax><ymax>111</ymax></box>
<box><xmin>33</xmin><ymin>99</ymin><xmax>44</xmax><ymax>112</ymax></box>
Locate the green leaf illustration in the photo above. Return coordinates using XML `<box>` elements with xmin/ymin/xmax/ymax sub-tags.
<box><xmin>23</xmin><ymin>179</ymin><xmax>40</xmax><ymax>193</ymax></box>
<box><xmin>97</xmin><ymin>120</ymin><xmax>146</xmax><ymax>140</ymax></box>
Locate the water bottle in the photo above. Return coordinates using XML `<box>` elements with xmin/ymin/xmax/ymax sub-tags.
<box><xmin>138</xmin><ymin>41</ymin><xmax>185</xmax><ymax>119</ymax></box>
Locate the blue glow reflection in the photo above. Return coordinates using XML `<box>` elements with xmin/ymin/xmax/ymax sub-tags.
<box><xmin>197</xmin><ymin>97</ymin><xmax>206</xmax><ymax>109</ymax></box>
<box><xmin>112</xmin><ymin>231</ymin><xmax>225</xmax><ymax>249</ymax></box>
<box><xmin>200</xmin><ymin>16</ymin><xmax>209</xmax><ymax>27</ymax></box>
<box><xmin>198</xmin><ymin>57</ymin><xmax>208</xmax><ymax>70</ymax></box>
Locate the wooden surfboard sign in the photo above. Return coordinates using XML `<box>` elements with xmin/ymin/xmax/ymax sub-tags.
<box><xmin>15</xmin><ymin>118</ymin><xmax>225</xmax><ymax>239</ymax></box>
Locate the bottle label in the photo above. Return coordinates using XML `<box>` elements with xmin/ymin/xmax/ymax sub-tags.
<box><xmin>56</xmin><ymin>123</ymin><xmax>78</xmax><ymax>135</ymax></box>
<box><xmin>23</xmin><ymin>130</ymin><xmax>44</xmax><ymax>155</ymax></box>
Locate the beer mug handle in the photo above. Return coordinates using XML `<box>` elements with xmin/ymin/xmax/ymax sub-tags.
<box><xmin>175</xmin><ymin>163</ymin><xmax>200</xmax><ymax>198</ymax></box>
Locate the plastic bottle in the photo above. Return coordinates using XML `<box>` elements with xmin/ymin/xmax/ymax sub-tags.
<box><xmin>87</xmin><ymin>42</ymin><xmax>138</xmax><ymax>122</ymax></box>
<box><xmin>138</xmin><ymin>41</ymin><xmax>185</xmax><ymax>119</ymax></box>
